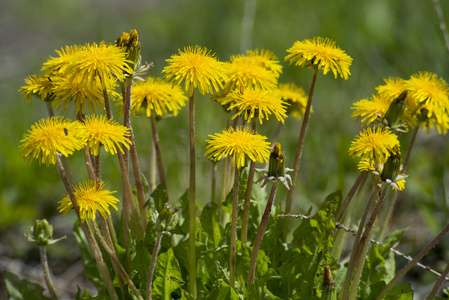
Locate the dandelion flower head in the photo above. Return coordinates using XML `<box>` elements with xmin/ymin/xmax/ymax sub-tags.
<box><xmin>277</xmin><ymin>83</ymin><xmax>308</xmax><ymax>120</ymax></box>
<box><xmin>58</xmin><ymin>181</ymin><xmax>119</xmax><ymax>223</ymax></box>
<box><xmin>51</xmin><ymin>72</ymin><xmax>119</xmax><ymax>116</ymax></box>
<box><xmin>224</xmin><ymin>87</ymin><xmax>288</xmax><ymax>124</ymax></box>
<box><xmin>163</xmin><ymin>45</ymin><xmax>228</xmax><ymax>96</ymax></box>
<box><xmin>285</xmin><ymin>37</ymin><xmax>352</xmax><ymax>80</ymax></box>
<box><xmin>351</xmin><ymin>94</ymin><xmax>393</xmax><ymax>126</ymax></box>
<box><xmin>42</xmin><ymin>45</ymin><xmax>80</xmax><ymax>75</ymax></box>
<box><xmin>19</xmin><ymin>75</ymin><xmax>54</xmax><ymax>103</ymax></box>
<box><xmin>83</xmin><ymin>114</ymin><xmax>131</xmax><ymax>156</ymax></box>
<box><xmin>19</xmin><ymin>117</ymin><xmax>87</xmax><ymax>166</ymax></box>
<box><xmin>131</xmin><ymin>77</ymin><xmax>187</xmax><ymax>117</ymax></box>
<box><xmin>224</xmin><ymin>53</ymin><xmax>278</xmax><ymax>92</ymax></box>
<box><xmin>243</xmin><ymin>49</ymin><xmax>283</xmax><ymax>78</ymax></box>
<box><xmin>405</xmin><ymin>72</ymin><xmax>449</xmax><ymax>134</ymax></box>
<box><xmin>205</xmin><ymin>127</ymin><xmax>271</xmax><ymax>169</ymax></box>
<box><xmin>348</xmin><ymin>126</ymin><xmax>400</xmax><ymax>164</ymax></box>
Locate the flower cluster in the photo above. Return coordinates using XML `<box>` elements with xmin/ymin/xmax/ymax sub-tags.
<box><xmin>351</xmin><ymin>72</ymin><xmax>449</xmax><ymax>134</ymax></box>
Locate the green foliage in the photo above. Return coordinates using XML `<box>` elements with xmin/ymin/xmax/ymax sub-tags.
<box><xmin>73</xmin><ymin>221</ymin><xmax>106</xmax><ymax>294</ymax></box>
<box><xmin>152</xmin><ymin>248</ymin><xmax>185</xmax><ymax>299</ymax></box>
<box><xmin>3</xmin><ymin>271</ymin><xmax>51</xmax><ymax>300</ymax></box>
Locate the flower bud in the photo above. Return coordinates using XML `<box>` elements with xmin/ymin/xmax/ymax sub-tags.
<box><xmin>322</xmin><ymin>265</ymin><xmax>337</xmax><ymax>300</ymax></box>
<box><xmin>384</xmin><ymin>91</ymin><xmax>407</xmax><ymax>127</ymax></box>
<box><xmin>381</xmin><ymin>145</ymin><xmax>402</xmax><ymax>182</ymax></box>
<box><xmin>268</xmin><ymin>143</ymin><xmax>285</xmax><ymax>178</ymax></box>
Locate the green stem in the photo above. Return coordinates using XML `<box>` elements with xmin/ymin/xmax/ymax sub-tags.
<box><xmin>118</xmin><ymin>82</ymin><xmax>148</xmax><ymax>230</ymax></box>
<box><xmin>340</xmin><ymin>184</ymin><xmax>378</xmax><ymax>300</ymax></box>
<box><xmin>229</xmin><ymin>166</ymin><xmax>240</xmax><ymax>289</ymax></box>
<box><xmin>91</xmin><ymin>220</ymin><xmax>144</xmax><ymax>300</ymax></box>
<box><xmin>336</xmin><ymin>171</ymin><xmax>368</xmax><ymax>223</ymax></box>
<box><xmin>56</xmin><ymin>158</ymin><xmax>118</xmax><ymax>300</ymax></box>
<box><xmin>348</xmin><ymin>185</ymin><xmax>388</xmax><ymax>300</ymax></box>
<box><xmin>425</xmin><ymin>258</ymin><xmax>449</xmax><ymax>299</ymax></box>
<box><xmin>104</xmin><ymin>91</ymin><xmax>145</xmax><ymax>240</ymax></box>
<box><xmin>285</xmin><ymin>68</ymin><xmax>319</xmax><ymax>214</ymax></box>
<box><xmin>150</xmin><ymin>113</ymin><xmax>168</xmax><ymax>191</ymax></box>
<box><xmin>376</xmin><ymin>190</ymin><xmax>396</xmax><ymax>241</ymax></box>
<box><xmin>211</xmin><ymin>161</ymin><xmax>217</xmax><ymax>203</ymax></box>
<box><xmin>247</xmin><ymin>181</ymin><xmax>278</xmax><ymax>285</ymax></box>
<box><xmin>376</xmin><ymin>221</ymin><xmax>449</xmax><ymax>300</ymax></box>
<box><xmin>241</xmin><ymin>119</ymin><xmax>257</xmax><ymax>246</ymax></box>
<box><xmin>149</xmin><ymin>136</ymin><xmax>157</xmax><ymax>193</ymax></box>
<box><xmin>403</xmin><ymin>125</ymin><xmax>419</xmax><ymax>171</ymax></box>
<box><xmin>39</xmin><ymin>246</ymin><xmax>59</xmax><ymax>300</ymax></box>
<box><xmin>146</xmin><ymin>231</ymin><xmax>164</xmax><ymax>300</ymax></box>
<box><xmin>188</xmin><ymin>92</ymin><xmax>197</xmax><ymax>298</ymax></box>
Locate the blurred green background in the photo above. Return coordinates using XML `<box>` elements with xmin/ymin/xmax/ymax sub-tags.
<box><xmin>1</xmin><ymin>0</ymin><xmax>449</xmax><ymax>297</ymax></box>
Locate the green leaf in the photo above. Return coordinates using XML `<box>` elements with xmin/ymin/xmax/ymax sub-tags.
<box><xmin>200</xmin><ymin>201</ymin><xmax>224</xmax><ymax>248</ymax></box>
<box><xmin>207</xmin><ymin>280</ymin><xmax>239</xmax><ymax>300</ymax></box>
<box><xmin>4</xmin><ymin>270</ymin><xmax>51</xmax><ymax>300</ymax></box>
<box><xmin>130</xmin><ymin>241</ymin><xmax>151</xmax><ymax>289</ymax></box>
<box><xmin>385</xmin><ymin>283</ymin><xmax>414</xmax><ymax>300</ymax></box>
<box><xmin>151</xmin><ymin>184</ymin><xmax>168</xmax><ymax>213</ymax></box>
<box><xmin>153</xmin><ymin>247</ymin><xmax>185</xmax><ymax>299</ymax></box>
<box><xmin>73</xmin><ymin>221</ymin><xmax>105</xmax><ymax>293</ymax></box>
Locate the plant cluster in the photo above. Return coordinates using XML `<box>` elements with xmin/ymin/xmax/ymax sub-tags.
<box><xmin>5</xmin><ymin>29</ymin><xmax>449</xmax><ymax>299</ymax></box>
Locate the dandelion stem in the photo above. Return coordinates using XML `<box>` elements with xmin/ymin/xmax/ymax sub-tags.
<box><xmin>241</xmin><ymin>119</ymin><xmax>257</xmax><ymax>245</ymax></box>
<box><xmin>426</xmin><ymin>258</ymin><xmax>449</xmax><ymax>299</ymax></box>
<box><xmin>340</xmin><ymin>184</ymin><xmax>378</xmax><ymax>300</ymax></box>
<box><xmin>39</xmin><ymin>246</ymin><xmax>59</xmax><ymax>300</ymax></box>
<box><xmin>376</xmin><ymin>221</ymin><xmax>449</xmax><ymax>300</ymax></box>
<box><xmin>188</xmin><ymin>92</ymin><xmax>197</xmax><ymax>297</ymax></box>
<box><xmin>56</xmin><ymin>158</ymin><xmax>118</xmax><ymax>300</ymax></box>
<box><xmin>247</xmin><ymin>180</ymin><xmax>278</xmax><ymax>285</ymax></box>
<box><xmin>229</xmin><ymin>166</ymin><xmax>240</xmax><ymax>289</ymax></box>
<box><xmin>211</xmin><ymin>161</ymin><xmax>217</xmax><ymax>203</ymax></box>
<box><xmin>150</xmin><ymin>113</ymin><xmax>168</xmax><ymax>191</ymax></box>
<box><xmin>285</xmin><ymin>68</ymin><xmax>318</xmax><ymax>214</ymax></box>
<box><xmin>103</xmin><ymin>91</ymin><xmax>145</xmax><ymax>241</ymax></box>
<box><xmin>146</xmin><ymin>231</ymin><xmax>164</xmax><ymax>300</ymax></box>
<box><xmin>348</xmin><ymin>185</ymin><xmax>388</xmax><ymax>300</ymax></box>
<box><xmin>149</xmin><ymin>137</ymin><xmax>157</xmax><ymax>193</ymax></box>
<box><xmin>403</xmin><ymin>125</ymin><xmax>419</xmax><ymax>170</ymax></box>
<box><xmin>91</xmin><ymin>220</ymin><xmax>144</xmax><ymax>300</ymax></box>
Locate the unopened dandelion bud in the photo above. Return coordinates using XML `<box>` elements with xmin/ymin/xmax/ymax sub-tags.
<box><xmin>115</xmin><ymin>32</ymin><xmax>130</xmax><ymax>48</ymax></box>
<box><xmin>25</xmin><ymin>219</ymin><xmax>65</xmax><ymax>246</ymax></box>
<box><xmin>322</xmin><ymin>265</ymin><xmax>337</xmax><ymax>300</ymax></box>
<box><xmin>381</xmin><ymin>145</ymin><xmax>402</xmax><ymax>182</ymax></box>
<box><xmin>384</xmin><ymin>90</ymin><xmax>407</xmax><ymax>126</ymax></box>
<box><xmin>416</xmin><ymin>107</ymin><xmax>430</xmax><ymax>123</ymax></box>
<box><xmin>268</xmin><ymin>143</ymin><xmax>285</xmax><ymax>178</ymax></box>
<box><xmin>115</xmin><ymin>29</ymin><xmax>141</xmax><ymax>71</ymax></box>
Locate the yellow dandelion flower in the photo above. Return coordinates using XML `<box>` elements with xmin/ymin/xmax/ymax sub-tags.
<box><xmin>19</xmin><ymin>117</ymin><xmax>87</xmax><ymax>166</ymax></box>
<box><xmin>405</xmin><ymin>72</ymin><xmax>449</xmax><ymax>134</ymax></box>
<box><xmin>224</xmin><ymin>87</ymin><xmax>288</xmax><ymax>124</ymax></box>
<box><xmin>42</xmin><ymin>45</ymin><xmax>80</xmax><ymax>75</ymax></box>
<box><xmin>277</xmin><ymin>83</ymin><xmax>309</xmax><ymax>120</ymax></box>
<box><xmin>242</xmin><ymin>49</ymin><xmax>283</xmax><ymax>78</ymax></box>
<box><xmin>64</xmin><ymin>42</ymin><xmax>133</xmax><ymax>90</ymax></box>
<box><xmin>348</xmin><ymin>126</ymin><xmax>399</xmax><ymax>164</ymax></box>
<box><xmin>19</xmin><ymin>75</ymin><xmax>54</xmax><ymax>103</ymax></box>
<box><xmin>375</xmin><ymin>77</ymin><xmax>406</xmax><ymax>100</ymax></box>
<box><xmin>205</xmin><ymin>127</ymin><xmax>271</xmax><ymax>169</ymax></box>
<box><xmin>351</xmin><ymin>94</ymin><xmax>392</xmax><ymax>126</ymax></box>
<box><xmin>58</xmin><ymin>181</ymin><xmax>119</xmax><ymax>223</ymax></box>
<box><xmin>83</xmin><ymin>114</ymin><xmax>131</xmax><ymax>156</ymax></box>
<box><xmin>131</xmin><ymin>77</ymin><xmax>187</xmax><ymax>117</ymax></box>
<box><xmin>285</xmin><ymin>37</ymin><xmax>352</xmax><ymax>80</ymax></box>
<box><xmin>51</xmin><ymin>73</ymin><xmax>119</xmax><ymax>116</ymax></box>
<box><xmin>224</xmin><ymin>54</ymin><xmax>278</xmax><ymax>92</ymax></box>
<box><xmin>163</xmin><ymin>45</ymin><xmax>228</xmax><ymax>97</ymax></box>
